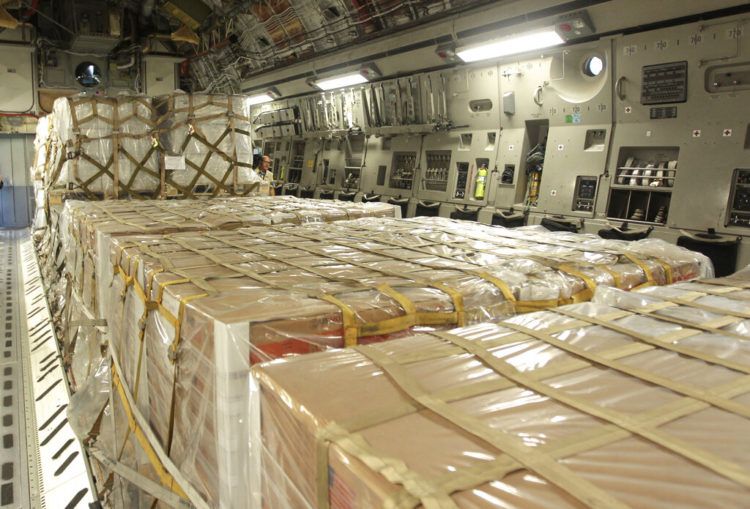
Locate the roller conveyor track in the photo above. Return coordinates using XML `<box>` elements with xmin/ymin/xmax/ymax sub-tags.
<box><xmin>0</xmin><ymin>230</ymin><xmax>96</xmax><ymax>508</ymax></box>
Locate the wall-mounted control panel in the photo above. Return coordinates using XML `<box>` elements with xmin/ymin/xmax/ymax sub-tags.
<box><xmin>641</xmin><ymin>61</ymin><xmax>688</xmax><ymax>105</ymax></box>
<box><xmin>424</xmin><ymin>151</ymin><xmax>451</xmax><ymax>192</ymax></box>
<box><xmin>572</xmin><ymin>176</ymin><xmax>598</xmax><ymax>212</ymax></box>
<box><xmin>727</xmin><ymin>169</ymin><xmax>750</xmax><ymax>227</ymax></box>
<box><xmin>389</xmin><ymin>152</ymin><xmax>416</xmax><ymax>190</ymax></box>
<box><xmin>454</xmin><ymin>162</ymin><xmax>469</xmax><ymax>199</ymax></box>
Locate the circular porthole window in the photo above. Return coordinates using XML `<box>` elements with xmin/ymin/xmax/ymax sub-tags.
<box><xmin>582</xmin><ymin>55</ymin><xmax>604</xmax><ymax>77</ymax></box>
<box><xmin>74</xmin><ymin>62</ymin><xmax>102</xmax><ymax>87</ymax></box>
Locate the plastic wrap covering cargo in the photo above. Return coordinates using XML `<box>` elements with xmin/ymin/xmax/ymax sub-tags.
<box><xmin>31</xmin><ymin>115</ymin><xmax>54</xmax><ymax>229</ymax></box>
<box><xmin>73</xmin><ymin>217</ymin><xmax>707</xmax><ymax>508</ymax></box>
<box><xmin>51</xmin><ymin>96</ymin><xmax>162</xmax><ymax>199</ymax></box>
<box><xmin>32</xmin><ymin>114</ymin><xmax>66</xmax><ymax>227</ymax></box>
<box><xmin>154</xmin><ymin>93</ymin><xmax>256</xmax><ymax>198</ymax></box>
<box><xmin>39</xmin><ymin>93</ymin><xmax>258</xmax><ymax>202</ymax></box>
<box><xmin>254</xmin><ymin>271</ymin><xmax>750</xmax><ymax>509</ymax></box>
<box><xmin>47</xmin><ymin>196</ymin><xmax>399</xmax><ymax>390</ymax></box>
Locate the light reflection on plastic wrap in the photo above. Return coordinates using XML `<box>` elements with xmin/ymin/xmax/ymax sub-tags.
<box><xmin>65</xmin><ymin>214</ymin><xmax>715</xmax><ymax>508</ymax></box>
<box><xmin>254</xmin><ymin>297</ymin><xmax>750</xmax><ymax>509</ymax></box>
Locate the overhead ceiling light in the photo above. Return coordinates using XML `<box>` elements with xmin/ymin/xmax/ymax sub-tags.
<box><xmin>247</xmin><ymin>87</ymin><xmax>281</xmax><ymax>105</ymax></box>
<box><xmin>313</xmin><ymin>72</ymin><xmax>369</xmax><ymax>91</ymax></box>
<box><xmin>310</xmin><ymin>64</ymin><xmax>380</xmax><ymax>91</ymax></box>
<box><xmin>247</xmin><ymin>93</ymin><xmax>275</xmax><ymax>105</ymax></box>
<box><xmin>456</xmin><ymin>28</ymin><xmax>564</xmax><ymax>63</ymax></box>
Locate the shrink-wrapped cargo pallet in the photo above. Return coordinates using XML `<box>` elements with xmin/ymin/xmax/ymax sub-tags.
<box><xmin>83</xmin><ymin>217</ymin><xmax>708</xmax><ymax>507</ymax></box>
<box><xmin>62</xmin><ymin>195</ymin><xmax>400</xmax><ymax>315</ymax></box>
<box><xmin>51</xmin><ymin>96</ymin><xmax>162</xmax><ymax>198</ymax></box>
<box><xmin>37</xmin><ymin>93</ymin><xmax>258</xmax><ymax>203</ymax></box>
<box><xmin>154</xmin><ymin>93</ymin><xmax>257</xmax><ymax>197</ymax></box>
<box><xmin>254</xmin><ymin>273</ymin><xmax>750</xmax><ymax>509</ymax></box>
<box><xmin>50</xmin><ymin>196</ymin><xmax>399</xmax><ymax>388</ymax></box>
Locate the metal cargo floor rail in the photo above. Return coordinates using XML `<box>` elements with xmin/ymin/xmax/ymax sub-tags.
<box><xmin>9</xmin><ymin>230</ymin><xmax>97</xmax><ymax>508</ymax></box>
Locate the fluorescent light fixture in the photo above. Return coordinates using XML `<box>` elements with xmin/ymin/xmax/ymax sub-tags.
<box><xmin>247</xmin><ymin>93</ymin><xmax>275</xmax><ymax>105</ymax></box>
<box><xmin>314</xmin><ymin>72</ymin><xmax>369</xmax><ymax>91</ymax></box>
<box><xmin>457</xmin><ymin>28</ymin><xmax>564</xmax><ymax>63</ymax></box>
<box><xmin>247</xmin><ymin>87</ymin><xmax>281</xmax><ymax>105</ymax></box>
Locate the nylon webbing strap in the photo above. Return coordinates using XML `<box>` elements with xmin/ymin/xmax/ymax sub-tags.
<box><xmin>188</xmin><ymin>234</ymin><xmax>415</xmax><ymax>341</ymax></box>
<box><xmin>112</xmin><ymin>258</ymin><xmax>206</xmax><ymax>497</ymax></box>
<box><xmin>111</xmin><ymin>363</ymin><xmax>189</xmax><ymax>501</ymax></box>
<box><xmin>555</xmin><ymin>308</ymin><xmax>750</xmax><ymax>375</ymax></box>
<box><xmin>700</xmin><ymin>277</ymin><xmax>750</xmax><ymax>289</ymax></box>
<box><xmin>316</xmin><ymin>421</ymin><xmax>455</xmax><ymax>509</ymax></box>
<box><xmin>662</xmin><ymin>295</ymin><xmax>750</xmax><ymax>320</ymax></box>
<box><xmin>498</xmin><ymin>321</ymin><xmax>750</xmax><ymax>418</ymax></box>
<box><xmin>427</xmin><ymin>374</ymin><xmax>750</xmax><ymax>502</ymax></box>
<box><xmin>247</xmin><ymin>230</ymin><xmax>465</xmax><ymax>322</ymax></box>
<box><xmin>621</xmin><ymin>252</ymin><xmax>656</xmax><ymax>287</ymax></box>
<box><xmin>88</xmin><ymin>447</ymin><xmax>191</xmax><ymax>508</ymax></box>
<box><xmin>271</xmin><ymin>221</ymin><xmax>674</xmax><ymax>312</ymax></box>
<box><xmin>108</xmin><ymin>343</ymin><xmax>209</xmax><ymax>509</ymax></box>
<box><xmin>632</xmin><ymin>305</ymin><xmax>749</xmax><ymax>342</ymax></box>
<box><xmin>354</xmin><ymin>343</ymin><xmax>632</xmax><ymax>509</ymax></box>
<box><xmin>431</xmin><ymin>330</ymin><xmax>750</xmax><ymax>488</ymax></box>
<box><xmin>121</xmin><ymin>226</ymin><xmax>431</xmax><ymax>353</ymax></box>
<box><xmin>659</xmin><ymin>258</ymin><xmax>674</xmax><ymax>284</ymax></box>
<box><xmin>168</xmin><ymin>292</ymin><xmax>209</xmax><ymax>361</ymax></box>
<box><xmin>260</xmin><ymin>226</ymin><xmax>544</xmax><ymax>313</ymax></box>
<box><xmin>319</xmin><ymin>294</ymin><xmax>358</xmax><ymax>347</ymax></box>
<box><xmin>346</xmin><ymin>347</ymin><xmax>740</xmax><ymax>509</ymax></box>
<box><xmin>556</xmin><ymin>262</ymin><xmax>597</xmax><ymax>302</ymax></box>
<box><xmin>199</xmin><ymin>230</ymin><xmax>462</xmax><ymax>344</ymax></box>
<box><xmin>370</xmin><ymin>217</ymin><xmax>677</xmax><ymax>285</ymax></box>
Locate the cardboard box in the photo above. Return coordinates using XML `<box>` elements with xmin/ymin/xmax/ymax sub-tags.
<box><xmin>255</xmin><ymin>277</ymin><xmax>750</xmax><ymax>508</ymax></box>
<box><xmin>99</xmin><ymin>217</ymin><xmax>708</xmax><ymax>507</ymax></box>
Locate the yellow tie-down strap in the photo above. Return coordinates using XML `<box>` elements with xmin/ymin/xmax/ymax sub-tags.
<box><xmin>166</xmin><ymin>291</ymin><xmax>209</xmax><ymax>363</ymax></box>
<box><xmin>319</xmin><ymin>283</ymin><xmax>465</xmax><ymax>348</ymax></box>
<box><xmin>655</xmin><ymin>258</ymin><xmax>674</xmax><ymax>285</ymax></box>
<box><xmin>430</xmin><ymin>283</ymin><xmax>466</xmax><ymax>328</ymax></box>
<box><xmin>557</xmin><ymin>263</ymin><xmax>598</xmax><ymax>304</ymax></box>
<box><xmin>113</xmin><ymin>273</ymin><xmax>209</xmax><ymax>362</ymax></box>
<box><xmin>622</xmin><ymin>253</ymin><xmax>657</xmax><ymax>289</ymax></box>
<box><xmin>112</xmin><ymin>262</ymin><xmax>163</xmax><ymax>320</ymax></box>
<box><xmin>111</xmin><ymin>363</ymin><xmax>189</xmax><ymax>501</ymax></box>
<box><xmin>474</xmin><ymin>268</ymin><xmax>590</xmax><ymax>314</ymax></box>
<box><xmin>473</xmin><ymin>271</ymin><xmax>517</xmax><ymax>313</ymax></box>
<box><xmin>115</xmin><ymin>258</ymin><xmax>138</xmax><ymax>297</ymax></box>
